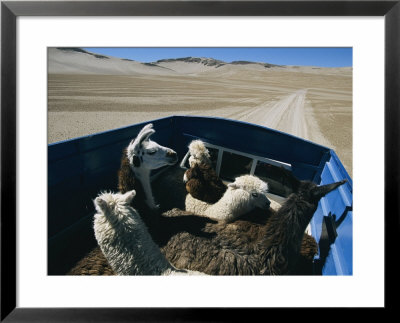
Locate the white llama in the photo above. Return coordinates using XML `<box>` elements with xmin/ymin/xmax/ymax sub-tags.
<box><xmin>93</xmin><ymin>190</ymin><xmax>206</xmax><ymax>276</ymax></box>
<box><xmin>122</xmin><ymin>123</ymin><xmax>178</xmax><ymax>210</ymax></box>
<box><xmin>185</xmin><ymin>175</ymin><xmax>271</xmax><ymax>223</ymax></box>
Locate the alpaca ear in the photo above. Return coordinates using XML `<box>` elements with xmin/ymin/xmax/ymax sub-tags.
<box><xmin>94</xmin><ymin>197</ymin><xmax>108</xmax><ymax>211</ymax></box>
<box><xmin>123</xmin><ymin>190</ymin><xmax>136</xmax><ymax>204</ymax></box>
<box><xmin>228</xmin><ymin>183</ymin><xmax>238</xmax><ymax>190</ymax></box>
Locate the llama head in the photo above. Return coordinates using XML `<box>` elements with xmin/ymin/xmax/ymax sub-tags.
<box><xmin>227</xmin><ymin>175</ymin><xmax>271</xmax><ymax>211</ymax></box>
<box><xmin>94</xmin><ymin>190</ymin><xmax>137</xmax><ymax>221</ymax></box>
<box><xmin>298</xmin><ymin>179</ymin><xmax>347</xmax><ymax>203</ymax></box>
<box><xmin>188</xmin><ymin>140</ymin><xmax>211</xmax><ymax>167</ymax></box>
<box><xmin>279</xmin><ymin>179</ymin><xmax>347</xmax><ymax>228</ymax></box>
<box><xmin>126</xmin><ymin>123</ymin><xmax>178</xmax><ymax>170</ymax></box>
<box><xmin>276</xmin><ymin>167</ymin><xmax>345</xmax><ymax>198</ymax></box>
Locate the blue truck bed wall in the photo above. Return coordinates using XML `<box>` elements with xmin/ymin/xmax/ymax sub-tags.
<box><xmin>48</xmin><ymin>116</ymin><xmax>353</xmax><ymax>275</ymax></box>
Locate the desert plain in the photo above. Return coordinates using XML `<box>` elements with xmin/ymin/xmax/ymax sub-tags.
<box><xmin>48</xmin><ymin>48</ymin><xmax>352</xmax><ymax>176</ymax></box>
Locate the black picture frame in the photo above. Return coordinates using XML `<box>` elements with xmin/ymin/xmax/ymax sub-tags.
<box><xmin>1</xmin><ymin>1</ymin><xmax>398</xmax><ymax>321</ymax></box>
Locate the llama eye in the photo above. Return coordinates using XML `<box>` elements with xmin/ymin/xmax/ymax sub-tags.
<box><xmin>147</xmin><ymin>150</ymin><xmax>156</xmax><ymax>155</ymax></box>
<box><xmin>252</xmin><ymin>193</ymin><xmax>258</xmax><ymax>197</ymax></box>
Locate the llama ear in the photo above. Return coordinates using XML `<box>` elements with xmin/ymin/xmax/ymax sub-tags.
<box><xmin>129</xmin><ymin>124</ymin><xmax>155</xmax><ymax>152</ymax></box>
<box><xmin>138</xmin><ymin>129</ymin><xmax>155</xmax><ymax>146</ymax></box>
<box><xmin>228</xmin><ymin>183</ymin><xmax>239</xmax><ymax>190</ymax></box>
<box><xmin>140</xmin><ymin>123</ymin><xmax>154</xmax><ymax>133</ymax></box>
<box><xmin>94</xmin><ymin>197</ymin><xmax>108</xmax><ymax>211</ymax></box>
<box><xmin>123</xmin><ymin>190</ymin><xmax>136</xmax><ymax>204</ymax></box>
<box><xmin>136</xmin><ymin>124</ymin><xmax>155</xmax><ymax>146</ymax></box>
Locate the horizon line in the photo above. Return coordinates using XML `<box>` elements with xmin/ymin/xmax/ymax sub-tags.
<box><xmin>77</xmin><ymin>47</ymin><xmax>353</xmax><ymax>68</ymax></box>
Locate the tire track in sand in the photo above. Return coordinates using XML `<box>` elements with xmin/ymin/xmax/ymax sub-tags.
<box><xmin>239</xmin><ymin>89</ymin><xmax>309</xmax><ymax>140</ymax></box>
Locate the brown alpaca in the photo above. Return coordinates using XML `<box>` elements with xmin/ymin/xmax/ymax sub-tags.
<box><xmin>67</xmin><ymin>247</ymin><xmax>115</xmax><ymax>276</ymax></box>
<box><xmin>184</xmin><ymin>163</ymin><xmax>227</xmax><ymax>203</ymax></box>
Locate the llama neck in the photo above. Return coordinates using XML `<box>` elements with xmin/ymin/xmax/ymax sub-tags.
<box><xmin>204</xmin><ymin>189</ymin><xmax>250</xmax><ymax>222</ymax></box>
<box><xmin>259</xmin><ymin>197</ymin><xmax>314</xmax><ymax>274</ymax></box>
<box><xmin>133</xmin><ymin>167</ymin><xmax>157</xmax><ymax>209</ymax></box>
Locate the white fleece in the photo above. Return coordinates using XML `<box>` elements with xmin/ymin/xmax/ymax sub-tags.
<box><xmin>94</xmin><ymin>190</ymin><xmax>205</xmax><ymax>276</ymax></box>
<box><xmin>185</xmin><ymin>175</ymin><xmax>272</xmax><ymax>222</ymax></box>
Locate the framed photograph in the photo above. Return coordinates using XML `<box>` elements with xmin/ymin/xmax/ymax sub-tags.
<box><xmin>2</xmin><ymin>1</ymin><xmax>398</xmax><ymax>320</ymax></box>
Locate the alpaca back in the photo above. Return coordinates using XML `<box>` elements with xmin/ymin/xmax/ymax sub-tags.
<box><xmin>185</xmin><ymin>188</ymin><xmax>248</xmax><ymax>222</ymax></box>
<box><xmin>185</xmin><ymin>193</ymin><xmax>211</xmax><ymax>216</ymax></box>
<box><xmin>161</xmin><ymin>208</ymin><xmax>318</xmax><ymax>275</ymax></box>
<box><xmin>203</xmin><ymin>188</ymin><xmax>253</xmax><ymax>222</ymax></box>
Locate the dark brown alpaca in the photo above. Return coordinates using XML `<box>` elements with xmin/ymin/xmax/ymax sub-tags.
<box><xmin>184</xmin><ymin>163</ymin><xmax>227</xmax><ymax>204</ymax></box>
<box><xmin>67</xmin><ymin>247</ymin><xmax>115</xmax><ymax>275</ymax></box>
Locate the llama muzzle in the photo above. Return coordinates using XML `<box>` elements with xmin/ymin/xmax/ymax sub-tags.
<box><xmin>314</xmin><ymin>179</ymin><xmax>347</xmax><ymax>199</ymax></box>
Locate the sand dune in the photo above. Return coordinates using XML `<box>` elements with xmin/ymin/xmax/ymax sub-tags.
<box><xmin>48</xmin><ymin>48</ymin><xmax>175</xmax><ymax>75</ymax></box>
<box><xmin>48</xmin><ymin>48</ymin><xmax>352</xmax><ymax>176</ymax></box>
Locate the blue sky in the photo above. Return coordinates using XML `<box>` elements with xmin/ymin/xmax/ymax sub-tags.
<box><xmin>82</xmin><ymin>47</ymin><xmax>352</xmax><ymax>67</ymax></box>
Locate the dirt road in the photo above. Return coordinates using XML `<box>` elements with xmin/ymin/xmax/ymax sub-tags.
<box><xmin>237</xmin><ymin>89</ymin><xmax>310</xmax><ymax>140</ymax></box>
